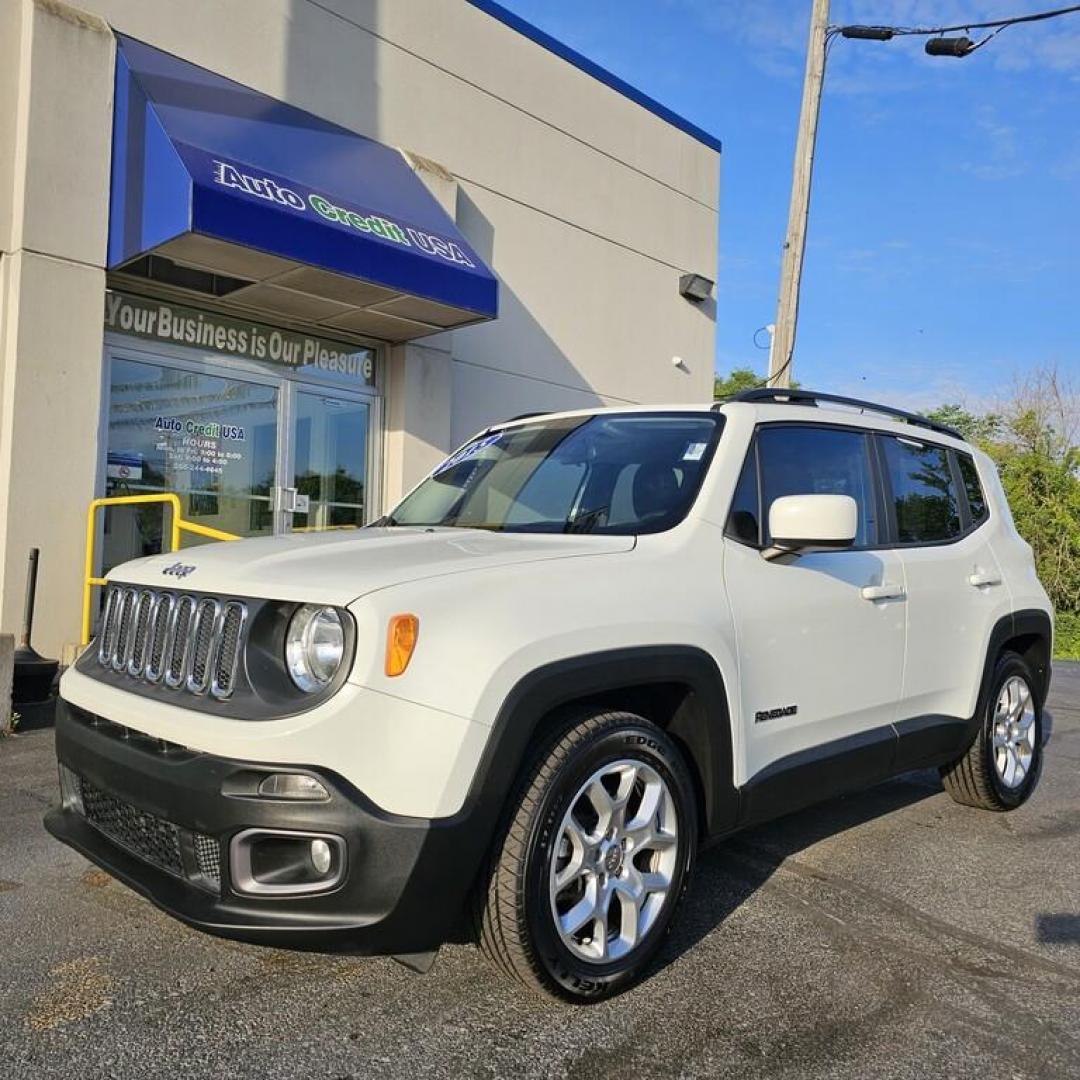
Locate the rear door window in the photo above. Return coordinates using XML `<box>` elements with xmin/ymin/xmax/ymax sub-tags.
<box><xmin>880</xmin><ymin>436</ymin><xmax>962</xmax><ymax>543</ymax></box>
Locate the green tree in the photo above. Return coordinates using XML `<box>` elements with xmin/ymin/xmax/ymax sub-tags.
<box><xmin>924</xmin><ymin>404</ymin><xmax>1003</xmax><ymax>444</ymax></box>
<box><xmin>713</xmin><ymin>367</ymin><xmax>799</xmax><ymax>400</ymax></box>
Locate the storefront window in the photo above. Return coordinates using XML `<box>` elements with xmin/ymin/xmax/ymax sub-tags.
<box><xmin>103</xmin><ymin>358</ymin><xmax>278</xmax><ymax>571</ymax></box>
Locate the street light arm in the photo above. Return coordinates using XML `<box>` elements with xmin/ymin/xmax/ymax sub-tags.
<box><xmin>840</xmin><ymin>3</ymin><xmax>1080</xmax><ymax>40</ymax></box>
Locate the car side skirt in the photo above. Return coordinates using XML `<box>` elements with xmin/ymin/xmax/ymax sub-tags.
<box><xmin>734</xmin><ymin>714</ymin><xmax>978</xmax><ymax>832</ymax></box>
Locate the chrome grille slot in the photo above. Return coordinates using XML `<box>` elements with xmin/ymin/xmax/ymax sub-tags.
<box><xmin>212</xmin><ymin>602</ymin><xmax>246</xmax><ymax>699</ymax></box>
<box><xmin>165</xmin><ymin>595</ymin><xmax>196</xmax><ymax>688</ymax></box>
<box><xmin>127</xmin><ymin>590</ymin><xmax>155</xmax><ymax>677</ymax></box>
<box><xmin>146</xmin><ymin>593</ymin><xmax>174</xmax><ymax>682</ymax></box>
<box><xmin>186</xmin><ymin>598</ymin><xmax>220</xmax><ymax>694</ymax></box>
<box><xmin>98</xmin><ymin>587</ymin><xmax>120</xmax><ymax>666</ymax></box>
<box><xmin>96</xmin><ymin>584</ymin><xmax>247</xmax><ymax>700</ymax></box>
<box><xmin>111</xmin><ymin>589</ymin><xmax>138</xmax><ymax>672</ymax></box>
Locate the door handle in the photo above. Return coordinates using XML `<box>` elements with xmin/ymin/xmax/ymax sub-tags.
<box><xmin>861</xmin><ymin>583</ymin><xmax>906</xmax><ymax>601</ymax></box>
<box><xmin>968</xmin><ymin>572</ymin><xmax>1002</xmax><ymax>588</ymax></box>
<box><xmin>274</xmin><ymin>487</ymin><xmax>310</xmax><ymax>514</ymax></box>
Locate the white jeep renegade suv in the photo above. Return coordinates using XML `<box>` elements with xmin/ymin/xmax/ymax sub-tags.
<box><xmin>47</xmin><ymin>388</ymin><xmax>1053</xmax><ymax>1002</ymax></box>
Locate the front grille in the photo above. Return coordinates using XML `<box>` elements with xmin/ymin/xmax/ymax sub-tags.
<box><xmin>80</xmin><ymin>777</ymin><xmax>183</xmax><ymax>876</ymax></box>
<box><xmin>97</xmin><ymin>584</ymin><xmax>247</xmax><ymax>700</ymax></box>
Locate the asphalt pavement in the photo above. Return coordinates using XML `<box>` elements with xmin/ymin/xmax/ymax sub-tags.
<box><xmin>1</xmin><ymin>665</ymin><xmax>1077</xmax><ymax>1080</ymax></box>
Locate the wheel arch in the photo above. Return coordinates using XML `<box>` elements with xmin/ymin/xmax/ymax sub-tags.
<box><xmin>462</xmin><ymin>647</ymin><xmax>737</xmax><ymax>845</ymax></box>
<box><xmin>979</xmin><ymin>609</ymin><xmax>1053</xmax><ymax>713</ymax></box>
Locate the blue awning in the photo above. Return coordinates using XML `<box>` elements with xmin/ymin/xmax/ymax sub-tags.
<box><xmin>109</xmin><ymin>35</ymin><xmax>498</xmax><ymax>339</ymax></box>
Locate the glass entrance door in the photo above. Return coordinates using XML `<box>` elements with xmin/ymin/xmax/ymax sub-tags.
<box><xmin>104</xmin><ymin>355</ymin><xmax>279</xmax><ymax>572</ymax></box>
<box><xmin>290</xmin><ymin>390</ymin><xmax>371</xmax><ymax>531</ymax></box>
<box><xmin>102</xmin><ymin>344</ymin><xmax>378</xmax><ymax>574</ymax></box>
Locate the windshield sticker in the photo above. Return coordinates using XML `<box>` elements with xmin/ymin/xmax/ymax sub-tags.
<box><xmin>433</xmin><ymin>433</ymin><xmax>502</xmax><ymax>476</ymax></box>
<box><xmin>682</xmin><ymin>442</ymin><xmax>707</xmax><ymax>462</ymax></box>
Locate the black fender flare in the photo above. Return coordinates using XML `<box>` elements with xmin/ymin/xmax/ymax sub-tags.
<box><xmin>477</xmin><ymin>646</ymin><xmax>735</xmax><ymax>831</ymax></box>
<box><xmin>979</xmin><ymin>609</ymin><xmax>1053</xmax><ymax>709</ymax></box>
<box><xmin>435</xmin><ymin>646</ymin><xmax>736</xmax><ymax>915</ymax></box>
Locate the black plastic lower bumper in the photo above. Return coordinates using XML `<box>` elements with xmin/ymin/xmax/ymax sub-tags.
<box><xmin>45</xmin><ymin>700</ymin><xmax>479</xmax><ymax>955</ymax></box>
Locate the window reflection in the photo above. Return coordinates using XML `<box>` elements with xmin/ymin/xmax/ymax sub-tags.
<box><xmin>881</xmin><ymin>438</ymin><xmax>961</xmax><ymax>543</ymax></box>
<box><xmin>756</xmin><ymin>426</ymin><xmax>878</xmax><ymax>547</ymax></box>
<box><xmin>105</xmin><ymin>358</ymin><xmax>277</xmax><ymax>570</ymax></box>
<box><xmin>292</xmin><ymin>393</ymin><xmax>369</xmax><ymax>530</ymax></box>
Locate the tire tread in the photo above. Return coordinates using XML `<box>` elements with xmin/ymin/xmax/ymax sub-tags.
<box><xmin>473</xmin><ymin>709</ymin><xmax>657</xmax><ymax>997</ymax></box>
<box><xmin>940</xmin><ymin>651</ymin><xmax>1037</xmax><ymax>812</ymax></box>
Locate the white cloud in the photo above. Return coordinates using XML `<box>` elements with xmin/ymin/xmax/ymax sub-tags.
<box><xmin>827</xmin><ymin>374</ymin><xmax>1004</xmax><ymax>415</ymax></box>
<box><xmin>957</xmin><ymin>103</ymin><xmax>1028</xmax><ymax>179</ymax></box>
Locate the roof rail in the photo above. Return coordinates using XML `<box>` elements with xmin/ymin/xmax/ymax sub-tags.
<box><xmin>503</xmin><ymin>411</ymin><xmax>550</xmax><ymax>424</ymax></box>
<box><xmin>717</xmin><ymin>387</ymin><xmax>963</xmax><ymax>440</ymax></box>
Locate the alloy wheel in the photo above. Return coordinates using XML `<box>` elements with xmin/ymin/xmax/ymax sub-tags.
<box><xmin>548</xmin><ymin>759</ymin><xmax>678</xmax><ymax>963</ymax></box>
<box><xmin>992</xmin><ymin>675</ymin><xmax>1037</xmax><ymax>789</ymax></box>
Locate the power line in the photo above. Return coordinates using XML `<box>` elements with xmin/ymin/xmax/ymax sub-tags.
<box><xmin>840</xmin><ymin>3</ymin><xmax>1080</xmax><ymax>40</ymax></box>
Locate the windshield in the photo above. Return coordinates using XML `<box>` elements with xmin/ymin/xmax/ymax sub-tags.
<box><xmin>384</xmin><ymin>412</ymin><xmax>724</xmax><ymax>534</ymax></box>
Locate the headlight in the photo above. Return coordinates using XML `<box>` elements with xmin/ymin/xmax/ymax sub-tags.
<box><xmin>285</xmin><ymin>604</ymin><xmax>345</xmax><ymax>692</ymax></box>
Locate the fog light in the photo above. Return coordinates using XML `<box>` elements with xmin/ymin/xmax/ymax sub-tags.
<box><xmin>310</xmin><ymin>838</ymin><xmax>332</xmax><ymax>875</ymax></box>
<box><xmin>230</xmin><ymin>829</ymin><xmax>346</xmax><ymax>896</ymax></box>
<box><xmin>257</xmin><ymin>773</ymin><xmax>329</xmax><ymax>801</ymax></box>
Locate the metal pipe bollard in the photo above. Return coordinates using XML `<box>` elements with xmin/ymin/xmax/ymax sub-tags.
<box><xmin>13</xmin><ymin>548</ymin><xmax>59</xmax><ymax>705</ymax></box>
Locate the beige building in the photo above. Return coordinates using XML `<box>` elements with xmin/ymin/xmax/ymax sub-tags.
<box><xmin>0</xmin><ymin>0</ymin><xmax>720</xmax><ymax>658</ymax></box>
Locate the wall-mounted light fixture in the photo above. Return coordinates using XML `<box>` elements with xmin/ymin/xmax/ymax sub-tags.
<box><xmin>679</xmin><ymin>272</ymin><xmax>714</xmax><ymax>303</ymax></box>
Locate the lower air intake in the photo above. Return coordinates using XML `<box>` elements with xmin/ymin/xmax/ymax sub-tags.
<box><xmin>80</xmin><ymin>777</ymin><xmax>183</xmax><ymax>876</ymax></box>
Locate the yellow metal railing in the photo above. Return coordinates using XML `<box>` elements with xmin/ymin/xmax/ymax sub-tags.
<box><xmin>82</xmin><ymin>493</ymin><xmax>240</xmax><ymax>644</ymax></box>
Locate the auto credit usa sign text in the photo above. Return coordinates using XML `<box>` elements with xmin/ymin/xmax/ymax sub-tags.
<box><xmin>209</xmin><ymin>158</ymin><xmax>477</xmax><ymax>268</ymax></box>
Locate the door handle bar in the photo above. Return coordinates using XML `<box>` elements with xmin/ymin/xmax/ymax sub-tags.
<box><xmin>861</xmin><ymin>583</ymin><xmax>906</xmax><ymax>602</ymax></box>
<box><xmin>968</xmin><ymin>572</ymin><xmax>1002</xmax><ymax>588</ymax></box>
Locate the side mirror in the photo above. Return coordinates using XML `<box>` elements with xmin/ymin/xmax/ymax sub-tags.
<box><xmin>765</xmin><ymin>494</ymin><xmax>857</xmax><ymax>559</ymax></box>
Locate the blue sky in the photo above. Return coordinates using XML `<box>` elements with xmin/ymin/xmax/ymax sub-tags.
<box><xmin>495</xmin><ymin>1</ymin><xmax>1080</xmax><ymax>410</ymax></box>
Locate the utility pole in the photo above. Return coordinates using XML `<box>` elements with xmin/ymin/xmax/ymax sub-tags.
<box><xmin>769</xmin><ymin>0</ymin><xmax>830</xmax><ymax>388</ymax></box>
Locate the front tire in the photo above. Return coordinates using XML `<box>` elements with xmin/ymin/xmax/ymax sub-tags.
<box><xmin>475</xmin><ymin>709</ymin><xmax>697</xmax><ymax>1002</ymax></box>
<box><xmin>941</xmin><ymin>651</ymin><xmax>1043</xmax><ymax>811</ymax></box>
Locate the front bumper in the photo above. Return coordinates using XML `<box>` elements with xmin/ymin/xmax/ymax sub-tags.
<box><xmin>45</xmin><ymin>700</ymin><xmax>479</xmax><ymax>955</ymax></box>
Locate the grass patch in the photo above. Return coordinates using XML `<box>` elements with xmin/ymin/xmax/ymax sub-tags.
<box><xmin>1055</xmin><ymin>612</ymin><xmax>1080</xmax><ymax>661</ymax></box>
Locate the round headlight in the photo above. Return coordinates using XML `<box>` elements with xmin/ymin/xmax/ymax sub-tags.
<box><xmin>285</xmin><ymin>604</ymin><xmax>345</xmax><ymax>692</ymax></box>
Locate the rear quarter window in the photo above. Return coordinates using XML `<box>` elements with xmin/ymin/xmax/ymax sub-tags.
<box><xmin>957</xmin><ymin>453</ymin><xmax>989</xmax><ymax>525</ymax></box>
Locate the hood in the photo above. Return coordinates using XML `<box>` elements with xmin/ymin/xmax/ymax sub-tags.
<box><xmin>107</xmin><ymin>527</ymin><xmax>636</xmax><ymax>605</ymax></box>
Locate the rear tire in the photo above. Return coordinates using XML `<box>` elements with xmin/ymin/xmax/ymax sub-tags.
<box><xmin>941</xmin><ymin>651</ymin><xmax>1043</xmax><ymax>811</ymax></box>
<box><xmin>474</xmin><ymin>709</ymin><xmax>697</xmax><ymax>1002</ymax></box>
